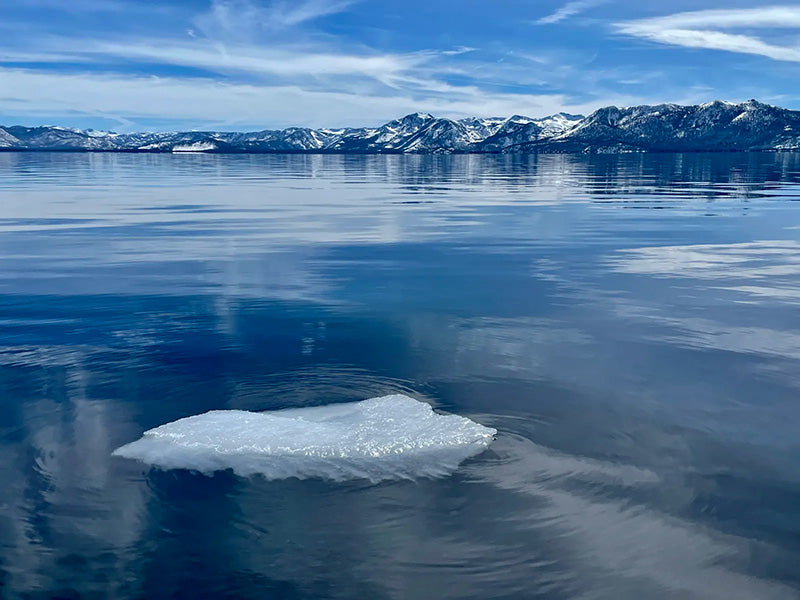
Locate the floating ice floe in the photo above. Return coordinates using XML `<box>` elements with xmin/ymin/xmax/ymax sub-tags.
<box><xmin>113</xmin><ymin>394</ymin><xmax>496</xmax><ymax>482</ymax></box>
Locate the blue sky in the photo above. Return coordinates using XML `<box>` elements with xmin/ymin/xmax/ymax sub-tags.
<box><xmin>1</xmin><ymin>0</ymin><xmax>799</xmax><ymax>131</ymax></box>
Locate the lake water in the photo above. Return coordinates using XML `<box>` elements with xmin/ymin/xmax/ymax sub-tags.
<box><xmin>1</xmin><ymin>152</ymin><xmax>800</xmax><ymax>599</ymax></box>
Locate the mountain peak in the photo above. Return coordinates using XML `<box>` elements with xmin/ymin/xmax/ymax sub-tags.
<box><xmin>400</xmin><ymin>112</ymin><xmax>434</xmax><ymax>121</ymax></box>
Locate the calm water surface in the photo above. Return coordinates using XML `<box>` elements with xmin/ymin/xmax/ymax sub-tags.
<box><xmin>1</xmin><ymin>152</ymin><xmax>800</xmax><ymax>599</ymax></box>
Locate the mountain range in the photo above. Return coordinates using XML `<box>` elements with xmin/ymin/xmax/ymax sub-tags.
<box><xmin>2</xmin><ymin>100</ymin><xmax>799</xmax><ymax>154</ymax></box>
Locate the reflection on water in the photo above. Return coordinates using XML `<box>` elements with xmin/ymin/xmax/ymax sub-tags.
<box><xmin>1</xmin><ymin>152</ymin><xmax>800</xmax><ymax>598</ymax></box>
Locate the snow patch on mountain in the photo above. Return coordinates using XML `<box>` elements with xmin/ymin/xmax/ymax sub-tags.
<box><xmin>0</xmin><ymin>128</ymin><xmax>21</xmax><ymax>148</ymax></box>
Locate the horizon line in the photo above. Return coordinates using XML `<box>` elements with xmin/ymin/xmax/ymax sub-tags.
<box><xmin>0</xmin><ymin>98</ymin><xmax>782</xmax><ymax>135</ymax></box>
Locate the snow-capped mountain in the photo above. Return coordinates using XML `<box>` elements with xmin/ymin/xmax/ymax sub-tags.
<box><xmin>0</xmin><ymin>112</ymin><xmax>580</xmax><ymax>154</ymax></box>
<box><xmin>2</xmin><ymin>101</ymin><xmax>799</xmax><ymax>153</ymax></box>
<box><xmin>1</xmin><ymin>126</ymin><xmax>124</xmax><ymax>150</ymax></box>
<box><xmin>325</xmin><ymin>113</ymin><xmax>516</xmax><ymax>152</ymax></box>
<box><xmin>522</xmin><ymin>100</ymin><xmax>800</xmax><ymax>153</ymax></box>
<box><xmin>479</xmin><ymin>113</ymin><xmax>583</xmax><ymax>152</ymax></box>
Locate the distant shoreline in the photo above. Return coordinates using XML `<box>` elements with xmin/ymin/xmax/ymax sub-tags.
<box><xmin>3</xmin><ymin>100</ymin><xmax>800</xmax><ymax>154</ymax></box>
<box><xmin>2</xmin><ymin>148</ymin><xmax>799</xmax><ymax>154</ymax></box>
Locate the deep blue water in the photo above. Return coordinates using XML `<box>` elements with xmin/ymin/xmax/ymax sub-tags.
<box><xmin>1</xmin><ymin>152</ymin><xmax>800</xmax><ymax>599</ymax></box>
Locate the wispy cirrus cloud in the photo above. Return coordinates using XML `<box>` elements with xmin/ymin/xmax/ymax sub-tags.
<box><xmin>193</xmin><ymin>0</ymin><xmax>358</xmax><ymax>40</ymax></box>
<box><xmin>536</xmin><ymin>0</ymin><xmax>604</xmax><ymax>25</ymax></box>
<box><xmin>90</xmin><ymin>41</ymin><xmax>426</xmax><ymax>82</ymax></box>
<box><xmin>0</xmin><ymin>66</ymin><xmax>587</xmax><ymax>129</ymax></box>
<box><xmin>0</xmin><ymin>36</ymin><xmax>455</xmax><ymax>93</ymax></box>
<box><xmin>617</xmin><ymin>6</ymin><xmax>800</xmax><ymax>63</ymax></box>
<box><xmin>261</xmin><ymin>0</ymin><xmax>358</xmax><ymax>27</ymax></box>
<box><xmin>621</xmin><ymin>6</ymin><xmax>800</xmax><ymax>29</ymax></box>
<box><xmin>0</xmin><ymin>29</ymin><xmax>710</xmax><ymax>131</ymax></box>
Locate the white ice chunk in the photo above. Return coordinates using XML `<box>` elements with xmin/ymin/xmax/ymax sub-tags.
<box><xmin>112</xmin><ymin>395</ymin><xmax>496</xmax><ymax>482</ymax></box>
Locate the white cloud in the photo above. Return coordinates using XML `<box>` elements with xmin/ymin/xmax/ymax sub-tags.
<box><xmin>0</xmin><ymin>36</ymin><xmax>475</xmax><ymax>97</ymax></box>
<box><xmin>0</xmin><ymin>66</ymin><xmax>592</xmax><ymax>129</ymax></box>
<box><xmin>617</xmin><ymin>6</ymin><xmax>800</xmax><ymax>62</ymax></box>
<box><xmin>194</xmin><ymin>0</ymin><xmax>357</xmax><ymax>41</ymax></box>
<box><xmin>621</xmin><ymin>28</ymin><xmax>800</xmax><ymax>62</ymax></box>
<box><xmin>626</xmin><ymin>6</ymin><xmax>800</xmax><ymax>29</ymax></box>
<box><xmin>537</xmin><ymin>0</ymin><xmax>604</xmax><ymax>25</ymax></box>
<box><xmin>90</xmin><ymin>41</ymin><xmax>427</xmax><ymax>81</ymax></box>
<box><xmin>267</xmin><ymin>0</ymin><xmax>357</xmax><ymax>27</ymax></box>
<box><xmin>0</xmin><ymin>60</ymin><xmax>711</xmax><ymax>130</ymax></box>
